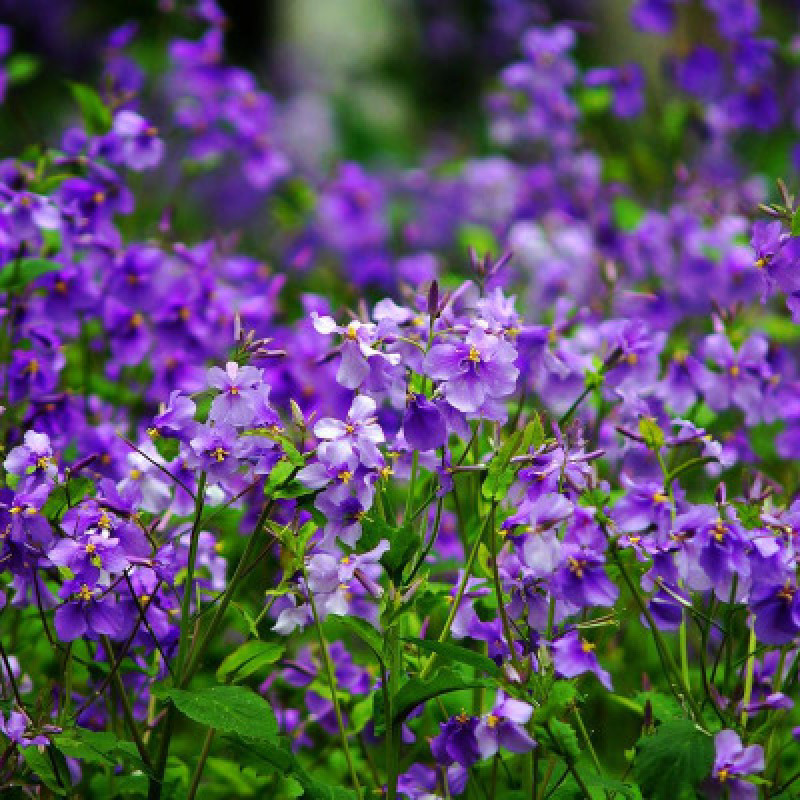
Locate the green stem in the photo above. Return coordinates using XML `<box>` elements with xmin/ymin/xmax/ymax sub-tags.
<box><xmin>603</xmin><ymin>527</ymin><xmax>705</xmax><ymax>727</ymax></box>
<box><xmin>489</xmin><ymin>504</ymin><xmax>523</xmax><ymax>675</ymax></box>
<box><xmin>420</xmin><ymin>508</ymin><xmax>494</xmax><ymax>680</ymax></box>
<box><xmin>572</xmin><ymin>706</ymin><xmax>602</xmax><ymax>776</ymax></box>
<box><xmin>679</xmin><ymin>610</ymin><xmax>691</xmax><ymax>699</ymax></box>
<box><xmin>186</xmin><ymin>727</ymin><xmax>215</xmax><ymax>800</ymax></box>
<box><xmin>101</xmin><ymin>637</ymin><xmax>152</xmax><ymax>770</ymax></box>
<box><xmin>175</xmin><ymin>473</ymin><xmax>207</xmax><ymax>681</ymax></box>
<box><xmin>740</xmin><ymin>620</ymin><xmax>757</xmax><ymax>729</ymax></box>
<box><xmin>404</xmin><ymin>450</ymin><xmax>420</xmax><ymax>522</ymax></box>
<box><xmin>306</xmin><ymin>575</ymin><xmax>361</xmax><ymax>796</ymax></box>
<box><xmin>182</xmin><ymin>501</ymin><xmax>275</xmax><ymax>685</ymax></box>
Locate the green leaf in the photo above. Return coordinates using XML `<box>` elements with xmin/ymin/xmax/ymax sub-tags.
<box><xmin>331</xmin><ymin>616</ymin><xmax>386</xmax><ymax>664</ymax></box>
<box><xmin>390</xmin><ymin>667</ymin><xmax>493</xmax><ymax>725</ymax></box>
<box><xmin>360</xmin><ymin>517</ymin><xmax>421</xmax><ymax>583</ymax></box>
<box><xmin>0</xmin><ymin>257</ymin><xmax>62</xmax><ymax>291</ymax></box>
<box><xmin>483</xmin><ymin>431</ymin><xmax>522</xmax><ymax>501</ymax></box>
<box><xmin>632</xmin><ymin>690</ymin><xmax>684</xmax><ymax>722</ymax></box>
<box><xmin>577</xmin><ymin>86</ymin><xmax>611</xmax><ymax>114</ymax></box>
<box><xmin>22</xmin><ymin>746</ymin><xmax>68</xmax><ymax>795</ymax></box>
<box><xmin>216</xmin><ymin>640</ymin><xmax>285</xmax><ymax>684</ymax></box>
<box><xmin>159</xmin><ymin>685</ymin><xmax>278</xmax><ymax>740</ymax></box>
<box><xmin>42</xmin><ymin>476</ymin><xmax>95</xmax><ymax>519</ymax></box>
<box><xmin>613</xmin><ymin>196</ymin><xmax>645</xmax><ymax>232</ymax></box>
<box><xmin>638</xmin><ymin>416</ymin><xmax>665</xmax><ymax>451</ymax></box>
<box><xmin>534</xmin><ymin>681</ymin><xmax>578</xmax><ymax>723</ymax></box>
<box><xmin>53</xmin><ymin>728</ymin><xmax>119</xmax><ymax>765</ymax></box>
<box><xmin>733</xmin><ymin>502</ymin><xmax>763</xmax><ymax>530</ymax></box>
<box><xmin>633</xmin><ymin>719</ymin><xmax>715</xmax><ymax>800</ymax></box>
<box><xmin>403</xmin><ymin>638</ymin><xmax>502</xmax><ymax>678</ymax></box>
<box><xmin>584</xmin><ymin>773</ymin><xmax>642</xmax><ymax>800</ymax></box>
<box><xmin>542</xmin><ymin>720</ymin><xmax>581</xmax><ymax>760</ymax></box>
<box><xmin>792</xmin><ymin>209</ymin><xmax>800</xmax><ymax>237</ymax></box>
<box><xmin>457</xmin><ymin>224</ymin><xmax>498</xmax><ymax>257</ymax></box>
<box><xmin>67</xmin><ymin>82</ymin><xmax>112</xmax><ymax>134</ymax></box>
<box><xmin>232</xmin><ymin>736</ymin><xmax>357</xmax><ymax>799</ymax></box>
<box><xmin>7</xmin><ymin>54</ymin><xmax>40</xmax><ymax>86</ymax></box>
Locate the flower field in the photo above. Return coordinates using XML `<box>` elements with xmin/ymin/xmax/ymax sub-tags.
<box><xmin>0</xmin><ymin>1</ymin><xmax>799</xmax><ymax>798</ymax></box>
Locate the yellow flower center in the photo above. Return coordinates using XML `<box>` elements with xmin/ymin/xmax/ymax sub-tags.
<box><xmin>97</xmin><ymin>513</ymin><xmax>112</xmax><ymax>530</ymax></box>
<box><xmin>78</xmin><ymin>584</ymin><xmax>93</xmax><ymax>602</ymax></box>
<box><xmin>487</xmin><ymin>714</ymin><xmax>500</xmax><ymax>729</ymax></box>
<box><xmin>652</xmin><ymin>492</ymin><xmax>669</xmax><ymax>504</ymax></box>
<box><xmin>729</xmin><ymin>365</ymin><xmax>740</xmax><ymax>377</ymax></box>
<box><xmin>85</xmin><ymin>542</ymin><xmax>96</xmax><ymax>555</ymax></box>
<box><xmin>626</xmin><ymin>353</ymin><xmax>638</xmax><ymax>365</ymax></box>
<box><xmin>338</xmin><ymin>470</ymin><xmax>353</xmax><ymax>484</ymax></box>
<box><xmin>345</xmin><ymin>423</ymin><xmax>355</xmax><ymax>434</ymax></box>
<box><xmin>568</xmin><ymin>557</ymin><xmax>585</xmax><ymax>578</ymax></box>
<box><xmin>717</xmin><ymin>768</ymin><xmax>729</xmax><ymax>783</ymax></box>
<box><xmin>210</xmin><ymin>446</ymin><xmax>229</xmax><ymax>463</ymax></box>
<box><xmin>129</xmin><ymin>468</ymin><xmax>142</xmax><ymax>480</ymax></box>
<box><xmin>581</xmin><ymin>639</ymin><xmax>595</xmax><ymax>653</ymax></box>
<box><xmin>468</xmin><ymin>346</ymin><xmax>482</xmax><ymax>363</ymax></box>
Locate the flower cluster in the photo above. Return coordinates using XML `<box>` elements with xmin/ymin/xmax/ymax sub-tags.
<box><xmin>0</xmin><ymin>1</ymin><xmax>798</xmax><ymax>799</ymax></box>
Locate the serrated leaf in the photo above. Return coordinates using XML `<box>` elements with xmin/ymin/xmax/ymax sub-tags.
<box><xmin>534</xmin><ymin>681</ymin><xmax>578</xmax><ymax>723</ymax></box>
<box><xmin>159</xmin><ymin>685</ymin><xmax>278</xmax><ymax>740</ymax></box>
<box><xmin>633</xmin><ymin>719</ymin><xmax>714</xmax><ymax>800</ymax></box>
<box><xmin>403</xmin><ymin>638</ymin><xmax>502</xmax><ymax>678</ymax></box>
<box><xmin>216</xmin><ymin>641</ymin><xmax>285</xmax><ymax>683</ymax></box>
<box><xmin>0</xmin><ymin>257</ymin><xmax>62</xmax><ymax>291</ymax></box>
<box><xmin>543</xmin><ymin>719</ymin><xmax>581</xmax><ymax>760</ymax></box>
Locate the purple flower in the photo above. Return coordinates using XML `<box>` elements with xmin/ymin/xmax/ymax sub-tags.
<box><xmin>706</xmin><ymin>730</ymin><xmax>764</xmax><ymax>800</ymax></box>
<box><xmin>0</xmin><ymin>710</ymin><xmax>52</xmax><ymax>747</ymax></box>
<box><xmin>426</xmin><ymin>326</ymin><xmax>518</xmax><ymax>415</ymax></box>
<box><xmin>4</xmin><ymin>430</ymin><xmax>58</xmax><ymax>487</ymax></box>
<box><xmin>585</xmin><ymin>65</ymin><xmax>645</xmax><ymax>118</ymax></box>
<box><xmin>631</xmin><ymin>0</ymin><xmax>680</xmax><ymax>33</ymax></box>
<box><xmin>54</xmin><ymin>581</ymin><xmax>127</xmax><ymax>642</ymax></box>
<box><xmin>207</xmin><ymin>362</ymin><xmax>263</xmax><ymax>427</ymax></box>
<box><xmin>431</xmin><ymin>712</ymin><xmax>481</xmax><ymax>768</ymax></box>
<box><xmin>188</xmin><ymin>424</ymin><xmax>240</xmax><ymax>483</ymax></box>
<box><xmin>109</xmin><ymin>111</ymin><xmax>164</xmax><ymax>170</ymax></box>
<box><xmin>475</xmin><ymin>692</ymin><xmax>536</xmax><ymax>759</ymax></box>
<box><xmin>402</xmin><ymin>393</ymin><xmax>447</xmax><ymax>452</ymax></box>
<box><xmin>314</xmin><ymin>395</ymin><xmax>385</xmax><ymax>469</ymax></box>
<box><xmin>751</xmin><ymin>583</ymin><xmax>800</xmax><ymax>645</ymax></box>
<box><xmin>551</xmin><ymin>630</ymin><xmax>612</xmax><ymax>689</ymax></box>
